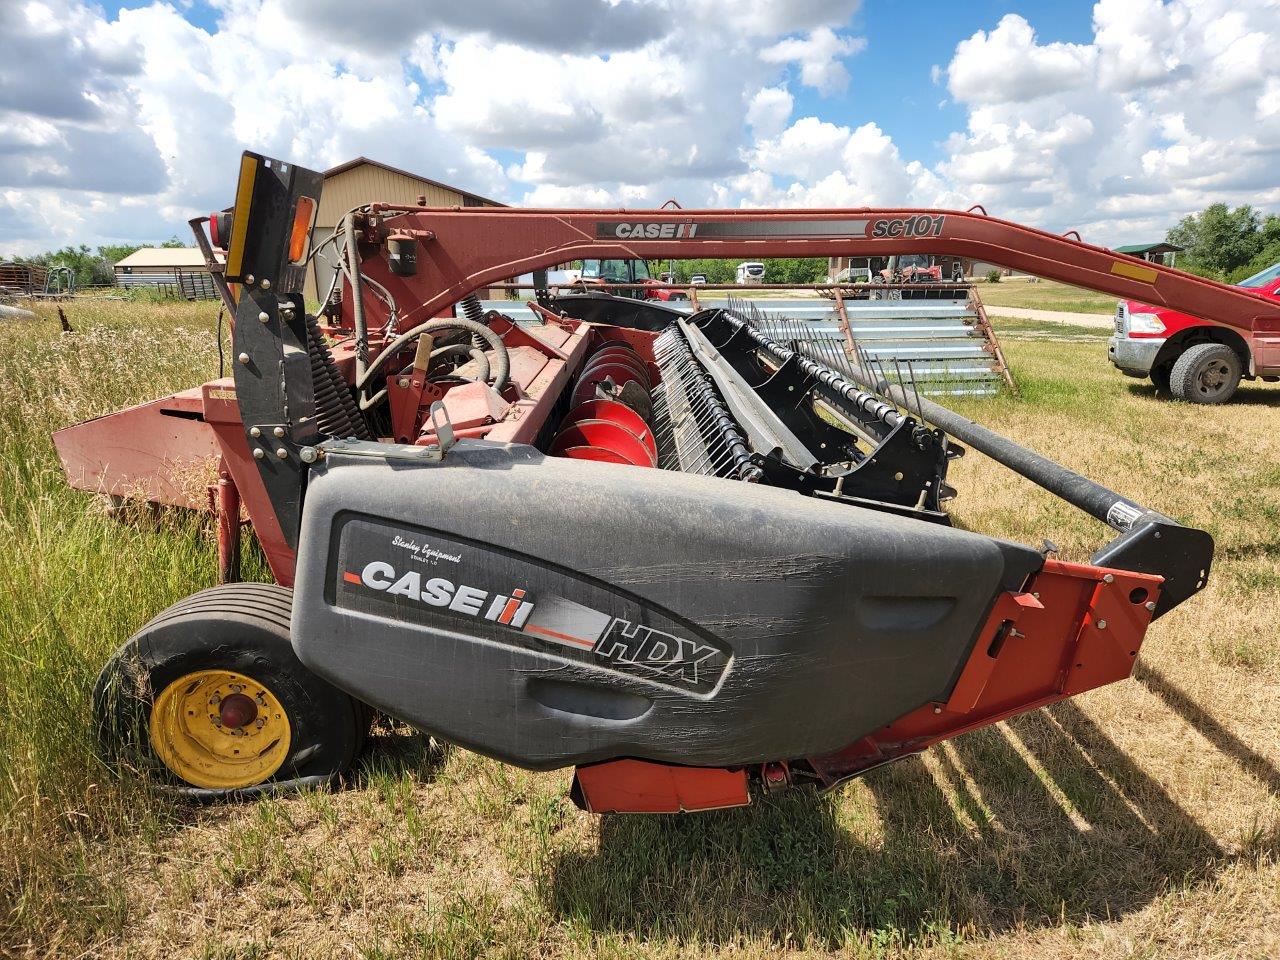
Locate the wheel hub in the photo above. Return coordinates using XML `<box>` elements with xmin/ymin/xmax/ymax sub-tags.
<box><xmin>1200</xmin><ymin>363</ymin><xmax>1226</xmax><ymax>391</ymax></box>
<box><xmin>218</xmin><ymin>692</ymin><xmax>259</xmax><ymax>729</ymax></box>
<box><xmin>150</xmin><ymin>670</ymin><xmax>291</xmax><ymax>789</ymax></box>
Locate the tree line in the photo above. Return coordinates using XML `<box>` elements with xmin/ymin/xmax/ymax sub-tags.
<box><xmin>1166</xmin><ymin>204</ymin><xmax>1280</xmax><ymax>282</ymax></box>
<box><xmin>1</xmin><ymin>237</ymin><xmax>188</xmax><ymax>289</ymax></box>
<box><xmin>657</xmin><ymin>257</ymin><xmax>828</xmax><ymax>285</ymax></box>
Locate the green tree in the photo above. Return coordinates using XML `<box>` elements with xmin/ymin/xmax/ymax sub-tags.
<box><xmin>664</xmin><ymin>257</ymin><xmax>827</xmax><ymax>285</ymax></box>
<box><xmin>1166</xmin><ymin>203</ymin><xmax>1264</xmax><ymax>278</ymax></box>
<box><xmin>97</xmin><ymin>243</ymin><xmax>144</xmax><ymax>266</ymax></box>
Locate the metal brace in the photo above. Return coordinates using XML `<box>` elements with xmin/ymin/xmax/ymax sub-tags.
<box><xmin>429</xmin><ymin>401</ymin><xmax>456</xmax><ymax>456</ymax></box>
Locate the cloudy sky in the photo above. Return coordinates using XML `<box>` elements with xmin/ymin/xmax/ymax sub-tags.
<box><xmin>2</xmin><ymin>0</ymin><xmax>1278</xmax><ymax>254</ymax></box>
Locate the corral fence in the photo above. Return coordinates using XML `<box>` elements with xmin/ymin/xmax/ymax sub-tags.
<box><xmin>735</xmin><ymin>290</ymin><xmax>1015</xmax><ymax>397</ymax></box>
<box><xmin>114</xmin><ymin>269</ymin><xmax>219</xmax><ymax>301</ymax></box>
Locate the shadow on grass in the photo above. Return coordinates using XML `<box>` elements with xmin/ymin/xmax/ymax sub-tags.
<box><xmin>350</xmin><ymin>723</ymin><xmax>451</xmax><ymax>788</ymax></box>
<box><xmin>1134</xmin><ymin>661</ymin><xmax>1280</xmax><ymax>795</ymax></box>
<box><xmin>546</xmin><ymin>698</ymin><xmax>1252</xmax><ymax>949</ymax></box>
<box><xmin>1126</xmin><ymin>382</ymin><xmax>1280</xmax><ymax>406</ymax></box>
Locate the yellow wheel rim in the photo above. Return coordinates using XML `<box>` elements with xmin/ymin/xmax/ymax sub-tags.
<box><xmin>149</xmin><ymin>669</ymin><xmax>291</xmax><ymax>790</ymax></box>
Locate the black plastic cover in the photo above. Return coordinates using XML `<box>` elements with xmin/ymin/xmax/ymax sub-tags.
<box><xmin>292</xmin><ymin>443</ymin><xmax>1041</xmax><ymax>770</ymax></box>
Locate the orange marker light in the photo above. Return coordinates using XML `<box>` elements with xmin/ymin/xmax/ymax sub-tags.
<box><xmin>288</xmin><ymin>196</ymin><xmax>316</xmax><ymax>264</ymax></box>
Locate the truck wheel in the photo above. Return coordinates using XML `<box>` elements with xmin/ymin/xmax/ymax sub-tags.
<box><xmin>1169</xmin><ymin>342</ymin><xmax>1242</xmax><ymax>404</ymax></box>
<box><xmin>93</xmin><ymin>583</ymin><xmax>365</xmax><ymax>798</ymax></box>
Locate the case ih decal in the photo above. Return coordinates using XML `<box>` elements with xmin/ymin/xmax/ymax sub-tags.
<box><xmin>344</xmin><ymin>560</ymin><xmax>723</xmax><ymax>688</ymax></box>
<box><xmin>335</xmin><ymin>519</ymin><xmax>730</xmax><ymax>693</ymax></box>
<box><xmin>593</xmin><ymin>216</ymin><xmax>946</xmax><ymax>241</ymax></box>
<box><xmin>347</xmin><ymin>562</ymin><xmax>535</xmax><ymax>627</ymax></box>
<box><xmin>595</xmin><ymin>219</ymin><xmax>872</xmax><ymax>239</ymax></box>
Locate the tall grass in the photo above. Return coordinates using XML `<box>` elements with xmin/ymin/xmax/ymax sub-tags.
<box><xmin>0</xmin><ymin>301</ymin><xmax>228</xmax><ymax>949</ymax></box>
<box><xmin>0</xmin><ymin>301</ymin><xmax>1276</xmax><ymax>958</ymax></box>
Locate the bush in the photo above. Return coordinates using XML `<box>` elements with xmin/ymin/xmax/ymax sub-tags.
<box><xmin>985</xmin><ymin>269</ymin><xmax>1002</xmax><ymax>284</ymax></box>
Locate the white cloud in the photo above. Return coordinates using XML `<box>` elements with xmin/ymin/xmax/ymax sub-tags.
<box><xmin>1</xmin><ymin>0</ymin><xmax>1278</xmax><ymax>257</ymax></box>
<box><xmin>760</xmin><ymin>27</ymin><xmax>867</xmax><ymax>94</ymax></box>
<box><xmin>947</xmin><ymin>14</ymin><xmax>1095</xmax><ymax>105</ymax></box>
<box><xmin>746</xmin><ymin>86</ymin><xmax>793</xmax><ymax>138</ymax></box>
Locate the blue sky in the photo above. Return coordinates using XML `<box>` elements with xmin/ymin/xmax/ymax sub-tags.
<box><xmin>2</xmin><ymin>0</ymin><xmax>1277</xmax><ymax>252</ymax></box>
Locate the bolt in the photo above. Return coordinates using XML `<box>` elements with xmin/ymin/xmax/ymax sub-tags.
<box><xmin>273</xmin><ymin>426</ymin><xmax>285</xmax><ymax>438</ymax></box>
<box><xmin>933</xmin><ymin>705</ymin><xmax>942</xmax><ymax>714</ymax></box>
<box><xmin>238</xmin><ymin>352</ymin><xmax>250</xmax><ymax>365</ymax></box>
<box><xmin>1145</xmin><ymin>601</ymin><xmax>1156</xmax><ymax>612</ymax></box>
<box><xmin>253</xmin><ymin>448</ymin><xmax>265</xmax><ymax>460</ymax></box>
<box><xmin>260</xmin><ymin>278</ymin><xmax>271</xmax><ymax>289</ymax></box>
<box><xmin>276</xmin><ymin>447</ymin><xmax>288</xmax><ymax>459</ymax></box>
<box><xmin>258</xmin><ymin>311</ymin><xmax>269</xmax><ymax>323</ymax></box>
<box><xmin>249</xmin><ymin>426</ymin><xmax>261</xmax><ymax>438</ymax></box>
<box><xmin>398</xmin><ymin>377</ymin><xmax>410</xmax><ymax>388</ymax></box>
<box><xmin>299</xmin><ymin>446</ymin><xmax>318</xmax><ymax>464</ymax></box>
<box><xmin>245</xmin><ymin>274</ymin><xmax>255</xmax><ymax>285</ymax></box>
<box><xmin>1103</xmin><ymin>573</ymin><xmax>1114</xmax><ymax>584</ymax></box>
<box><xmin>1097</xmin><ymin>619</ymin><xmax>1108</xmax><ymax>630</ymax></box>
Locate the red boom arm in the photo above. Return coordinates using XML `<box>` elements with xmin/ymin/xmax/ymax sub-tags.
<box><xmin>358</xmin><ymin>204</ymin><xmax>1280</xmax><ymax>334</ymax></box>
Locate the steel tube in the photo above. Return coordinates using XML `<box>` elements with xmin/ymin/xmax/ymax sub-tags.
<box><xmin>345</xmin><ymin>213</ymin><xmax>369</xmax><ymax>384</ymax></box>
<box><xmin>843</xmin><ymin>359</ymin><xmax>1156</xmax><ymax>531</ymax></box>
<box><xmin>715</xmin><ymin>307</ymin><xmax>1157</xmax><ymax>532</ymax></box>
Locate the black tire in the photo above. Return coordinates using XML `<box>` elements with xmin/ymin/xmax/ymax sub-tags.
<box><xmin>1169</xmin><ymin>342</ymin><xmax>1242</xmax><ymax>404</ymax></box>
<box><xmin>1150</xmin><ymin>363</ymin><xmax>1172</xmax><ymax>394</ymax></box>
<box><xmin>93</xmin><ymin>582</ymin><xmax>363</xmax><ymax>799</ymax></box>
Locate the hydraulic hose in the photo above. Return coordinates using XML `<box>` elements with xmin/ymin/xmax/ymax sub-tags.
<box><xmin>356</xmin><ymin>318</ymin><xmax>510</xmax><ymax>409</ymax></box>
<box><xmin>344</xmin><ymin>213</ymin><xmax>368</xmax><ymax>382</ymax></box>
<box><xmin>430</xmin><ymin>343</ymin><xmax>491</xmax><ymax>384</ymax></box>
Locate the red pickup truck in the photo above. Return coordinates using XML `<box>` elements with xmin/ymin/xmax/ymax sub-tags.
<box><xmin>1109</xmin><ymin>262</ymin><xmax>1280</xmax><ymax>402</ymax></box>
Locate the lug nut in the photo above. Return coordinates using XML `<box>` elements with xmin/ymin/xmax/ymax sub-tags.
<box><xmin>1103</xmin><ymin>573</ymin><xmax>1114</xmax><ymax>584</ymax></box>
<box><xmin>1097</xmin><ymin>619</ymin><xmax>1108</xmax><ymax>630</ymax></box>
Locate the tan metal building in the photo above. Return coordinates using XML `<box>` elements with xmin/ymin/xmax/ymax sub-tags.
<box><xmin>306</xmin><ymin>157</ymin><xmax>504</xmax><ymax>303</ymax></box>
<box><xmin>114</xmin><ymin>247</ymin><xmax>223</xmax><ymax>299</ymax></box>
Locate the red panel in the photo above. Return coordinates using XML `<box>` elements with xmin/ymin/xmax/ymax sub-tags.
<box><xmin>806</xmin><ymin>559</ymin><xmax>1163</xmax><ymax>787</ymax></box>
<box><xmin>574</xmin><ymin>760</ymin><xmax>750</xmax><ymax>813</ymax></box>
<box><xmin>201</xmin><ymin>379</ymin><xmax>298</xmax><ymax>586</ymax></box>
<box><xmin>53</xmin><ymin>388</ymin><xmax>221</xmax><ymax>509</ymax></box>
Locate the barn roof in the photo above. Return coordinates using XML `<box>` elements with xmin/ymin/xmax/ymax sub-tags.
<box><xmin>114</xmin><ymin>248</ymin><xmax>221</xmax><ymax>269</ymax></box>
<box><xmin>323</xmin><ymin>157</ymin><xmax>504</xmax><ymax>207</ymax></box>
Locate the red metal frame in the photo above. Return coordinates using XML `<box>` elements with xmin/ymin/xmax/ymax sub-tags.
<box><xmin>350</xmin><ymin>205</ymin><xmax>1280</xmax><ymax>335</ymax></box>
<box><xmin>575</xmin><ymin>556</ymin><xmax>1161</xmax><ymax>812</ymax></box>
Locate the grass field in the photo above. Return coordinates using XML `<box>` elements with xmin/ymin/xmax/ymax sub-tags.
<box><xmin>976</xmin><ymin>279</ymin><xmax>1119</xmax><ymax>315</ymax></box>
<box><xmin>2</xmin><ymin>299</ymin><xmax>1278</xmax><ymax>959</ymax></box>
